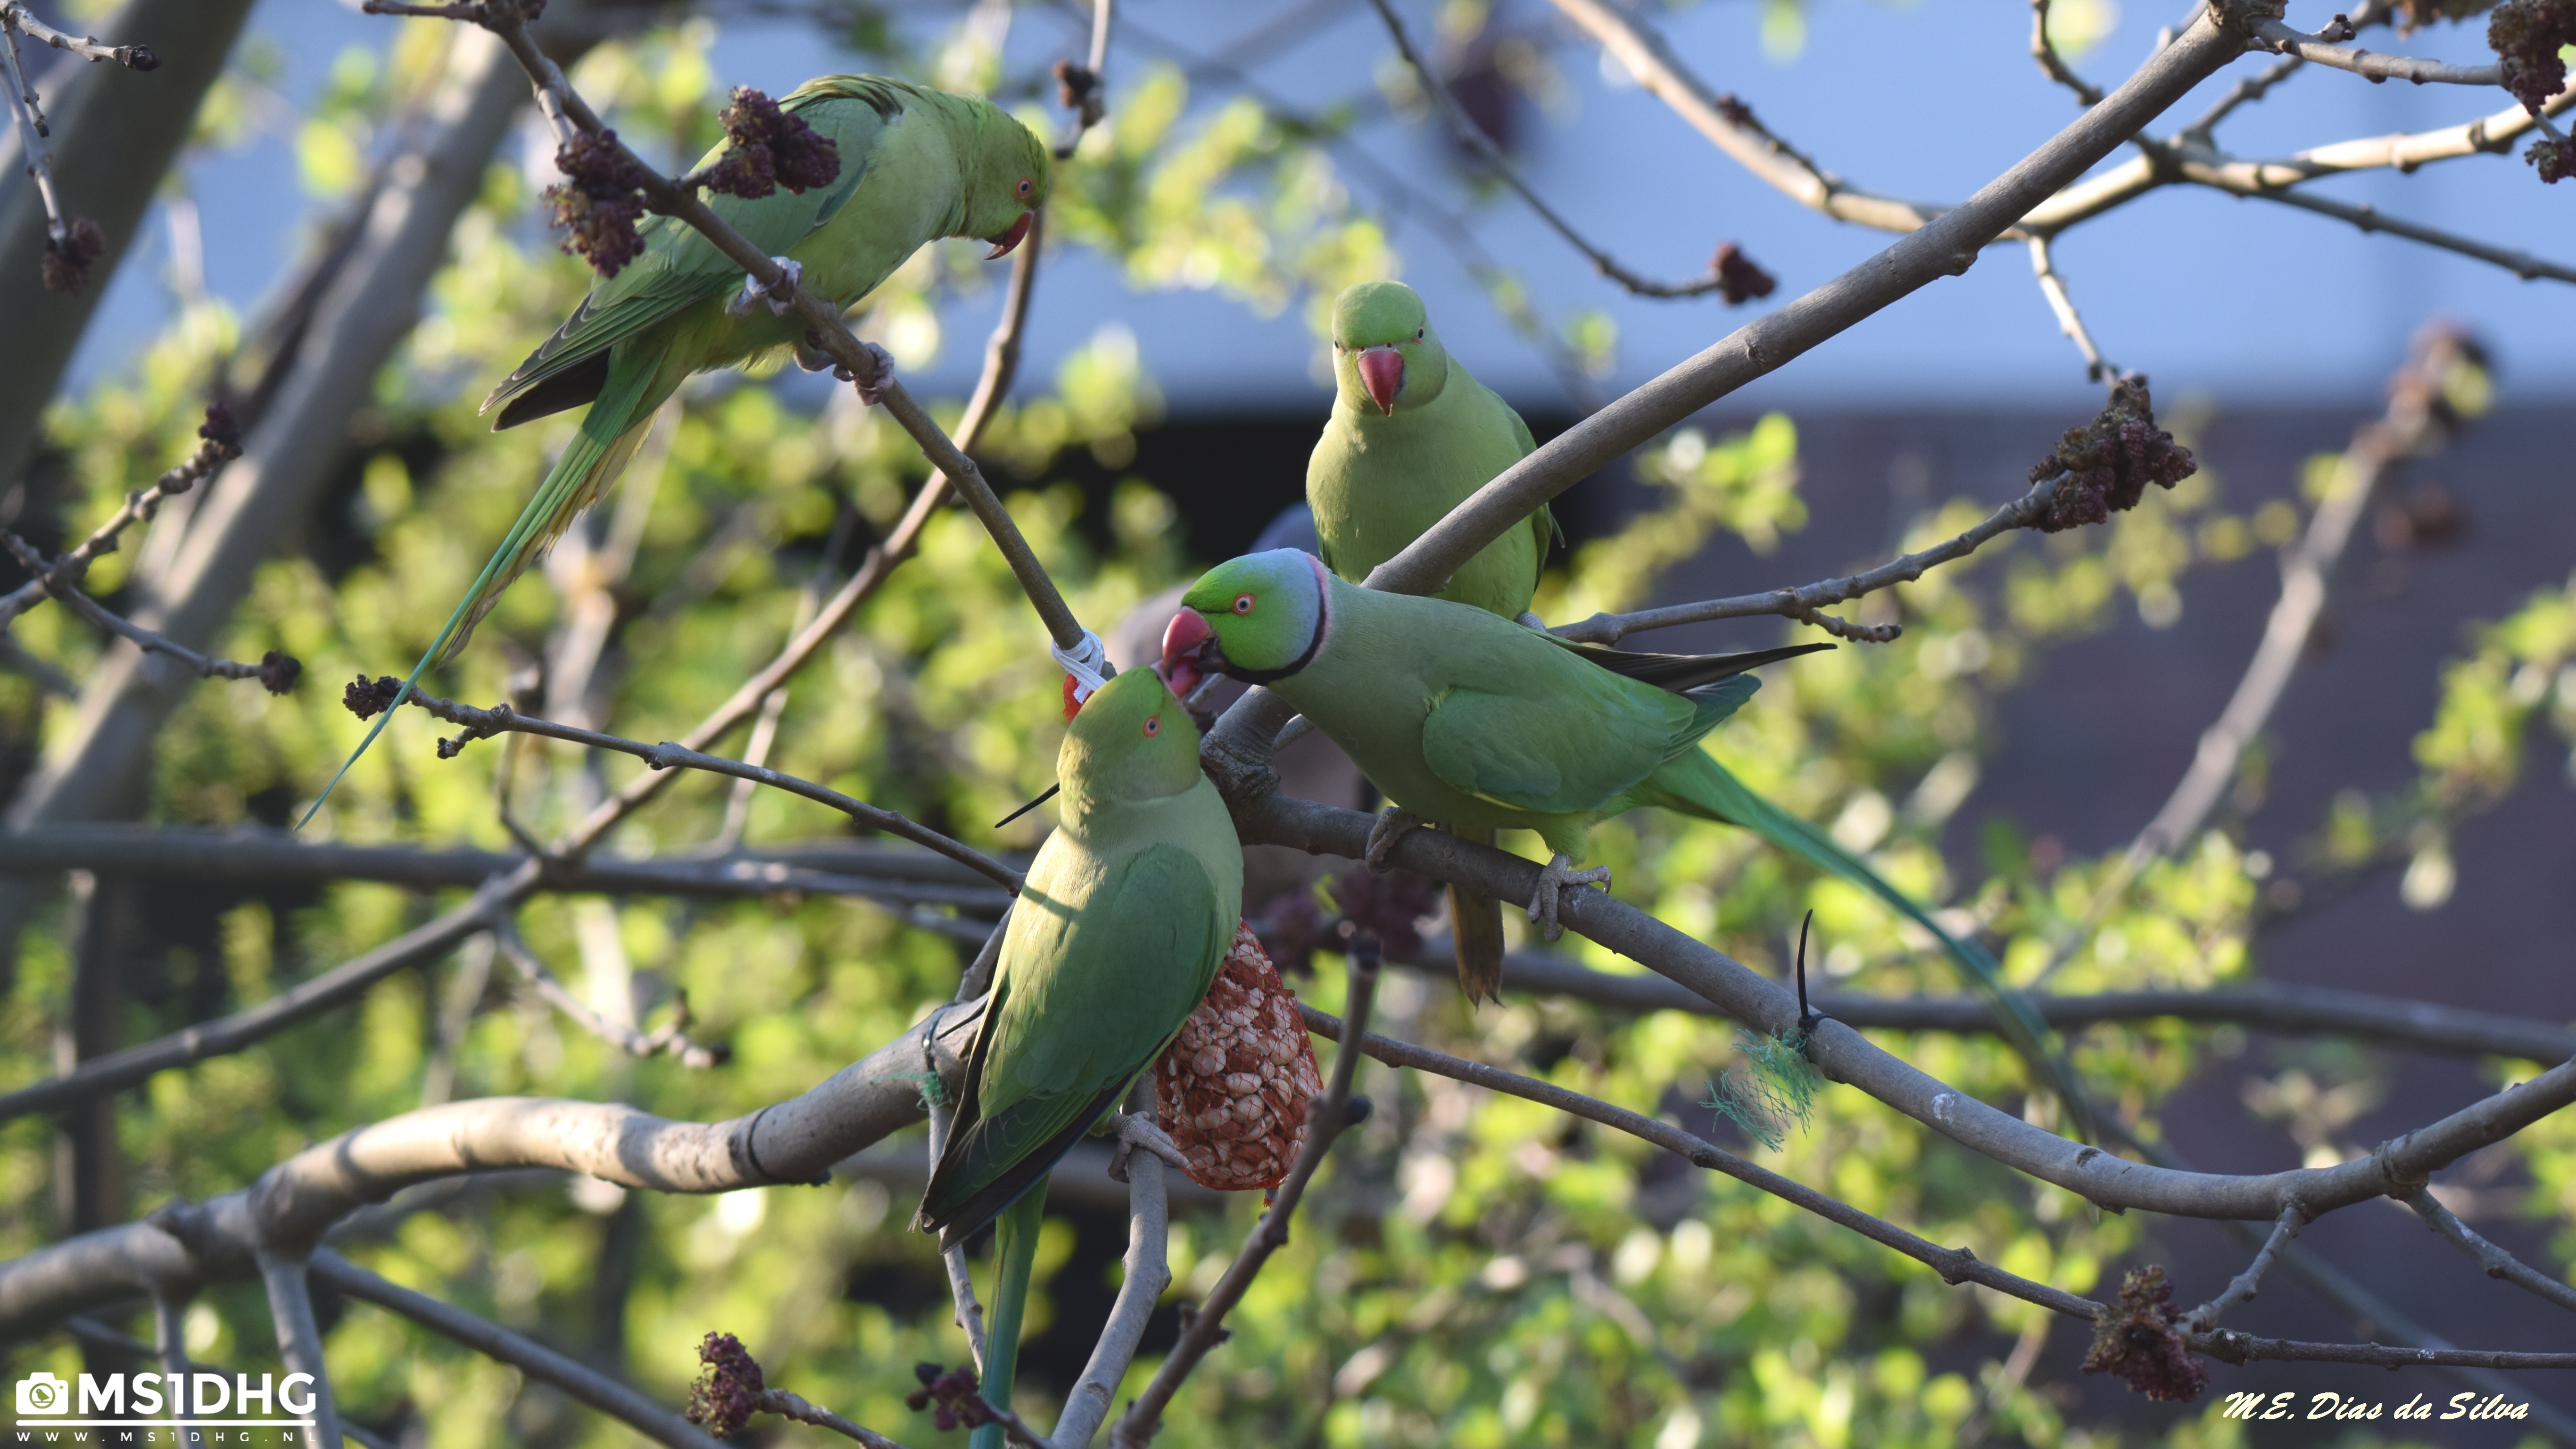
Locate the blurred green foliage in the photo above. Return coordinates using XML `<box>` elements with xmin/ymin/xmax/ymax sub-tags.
<box><xmin>0</xmin><ymin>10</ymin><xmax>2567</xmax><ymax>1449</ymax></box>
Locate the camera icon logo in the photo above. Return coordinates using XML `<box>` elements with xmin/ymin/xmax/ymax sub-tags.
<box><xmin>16</xmin><ymin>1372</ymin><xmax>70</xmax><ymax>1416</ymax></box>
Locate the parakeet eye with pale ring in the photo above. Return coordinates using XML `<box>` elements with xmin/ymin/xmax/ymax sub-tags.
<box><xmin>1143</xmin><ymin>715</ymin><xmax>1161</xmax><ymax>737</ymax></box>
<box><xmin>1232</xmin><ymin>593</ymin><xmax>1256</xmax><ymax>614</ymax></box>
<box><xmin>1016</xmin><ymin>177</ymin><xmax>1034</xmax><ymax>198</ymax></box>
<box><xmin>1414</xmin><ymin>327</ymin><xmax>1425</xmax><ymax>340</ymax></box>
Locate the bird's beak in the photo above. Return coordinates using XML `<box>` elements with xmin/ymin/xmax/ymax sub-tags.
<box><xmin>1158</xmin><ymin>607</ymin><xmax>1220</xmax><ymax>699</ymax></box>
<box><xmin>1355</xmin><ymin>345</ymin><xmax>1403</xmax><ymax>415</ymax></box>
<box><xmin>984</xmin><ymin>210</ymin><xmax>1034</xmax><ymax>259</ymax></box>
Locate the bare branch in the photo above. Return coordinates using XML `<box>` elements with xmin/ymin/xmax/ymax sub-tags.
<box><xmin>0</xmin><ymin>2</ymin><xmax>157</xmax><ymax>68</ymax></box>
<box><xmin>311</xmin><ymin>1249</ymin><xmax>727</xmax><ymax>1449</ymax></box>
<box><xmin>1546</xmin><ymin>0</ymin><xmax>1957</xmax><ymax>236</ymax></box>
<box><xmin>2182</xmin><ymin>166</ymin><xmax>2576</xmax><ymax>284</ymax></box>
<box><xmin>1052</xmin><ymin>1153</ymin><xmax>1170</xmax><ymax>1449</ymax></box>
<box><xmin>1050</xmin><ymin>0</ymin><xmax>1113</xmax><ymax>159</ymax></box>
<box><xmin>2027</xmin><ymin>236</ymin><xmax>2116</xmax><ymax>381</ymax></box>
<box><xmin>2192</xmin><ymin>1333</ymin><xmax>2576</xmax><ymax>1370</ymax></box>
<box><xmin>759</xmin><ymin>1387</ymin><xmax>917</xmax><ymax>1449</ymax></box>
<box><xmin>254</xmin><ymin>1250</ymin><xmax>345</xmax><ymax>1449</ymax></box>
<box><xmin>4</xmin><ymin>530</ymin><xmax>296</xmax><ymax>688</ymax></box>
<box><xmin>2179</xmin><ymin>53</ymin><xmax>2304</xmax><ymax>142</ymax></box>
<box><xmin>1382</xmin><ymin>944</ymin><xmax>2576</xmax><ymax>1064</ymax></box>
<box><xmin>492</xmin><ymin>919</ymin><xmax>721</xmax><ymax>1068</ymax></box>
<box><xmin>1550</xmin><ymin>477</ymin><xmax>2059</xmax><ymax>646</ymax></box>
<box><xmin>2402</xmin><ymin>1187</ymin><xmax>2576</xmax><ymax>1316</ymax></box>
<box><xmin>2030</xmin><ymin>0</ymin><xmax>2105</xmax><ymax>107</ymax></box>
<box><xmin>1216</xmin><ymin>786</ymin><xmax>2576</xmax><ymax>1223</ymax></box>
<box><xmin>2203</xmin><ymin>80</ymin><xmax>2576</xmax><ymax>181</ymax></box>
<box><xmin>1298</xmin><ymin>999</ymin><xmax>2099</xmax><ymax>1319</ymax></box>
<box><xmin>1362</xmin><ymin>12</ymin><xmax>2246</xmax><ymax>601</ymax></box>
<box><xmin>2034</xmin><ymin>325</ymin><xmax>2475</xmax><ymax>987</ymax></box>
<box><xmin>0</xmin><ymin>406</ymin><xmax>239</xmax><ymax>630</ymax></box>
<box><xmin>0</xmin><ymin>9</ymin><xmax>78</xmax><ymax>283</ymax></box>
<box><xmin>1370</xmin><ymin>0</ymin><xmax>1766</xmax><ymax>300</ymax></box>
<box><xmin>354</xmin><ymin>681</ymin><xmax>1022</xmax><ymax>893</ymax></box>
<box><xmin>1112</xmin><ymin>940</ymin><xmax>1382</xmax><ymax>1447</ymax></box>
<box><xmin>2188</xmin><ymin>1202</ymin><xmax>2307</xmax><ymax>1330</ymax></box>
<box><xmin>2250</xmin><ymin>16</ymin><xmax>2502</xmax><ymax>86</ymax></box>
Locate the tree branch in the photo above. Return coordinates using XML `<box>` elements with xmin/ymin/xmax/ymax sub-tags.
<box><xmin>1052</xmin><ymin>1153</ymin><xmax>1169</xmax><ymax>1449</ymax></box>
<box><xmin>2030</xmin><ymin>0</ymin><xmax>2105</xmax><ymax>107</ymax></box>
<box><xmin>2402</xmin><ymin>1187</ymin><xmax>2576</xmax><ymax>1316</ymax></box>
<box><xmin>254</xmin><ymin>1250</ymin><xmax>345</xmax><ymax>1449</ymax></box>
<box><xmin>1218</xmin><ymin>786</ymin><xmax>2576</xmax><ymax>1222</ymax></box>
<box><xmin>2188</xmin><ymin>1201</ymin><xmax>2306</xmax><ymax>1330</ymax></box>
<box><xmin>2027</xmin><ymin>235</ymin><xmax>2116</xmax><ymax>381</ymax></box>
<box><xmin>1111</xmin><ymin>940</ymin><xmax>1381</xmax><ymax>1447</ymax></box>
<box><xmin>492</xmin><ymin>918</ymin><xmax>721</xmax><ymax>1068</ymax></box>
<box><xmin>1369</xmin><ymin>0</ymin><xmax>1756</xmax><ymax>300</ymax></box>
<box><xmin>0</xmin><ymin>2</ymin><xmax>157</xmax><ymax>69</ymax></box>
<box><xmin>2250</xmin><ymin>16</ymin><xmax>2502</xmax><ymax>87</ymax></box>
<box><xmin>360</xmin><ymin>681</ymin><xmax>1022</xmax><ymax>893</ymax></box>
<box><xmin>1360</xmin><ymin>11</ymin><xmax>2245</xmax><ymax>601</ymax></box>
<box><xmin>3</xmin><ymin>530</ymin><xmax>295</xmax><ymax>689</ymax></box>
<box><xmin>1380</xmin><ymin>944</ymin><xmax>2576</xmax><ymax>1064</ymax></box>
<box><xmin>311</xmin><ymin>1249</ymin><xmax>727</xmax><ymax>1449</ymax></box>
<box><xmin>2179</xmin><ymin>165</ymin><xmax>2576</xmax><ymax>284</ymax></box>
<box><xmin>0</xmin><ymin>407</ymin><xmax>237</xmax><ymax>629</ymax></box>
<box><xmin>1549</xmin><ymin>476</ymin><xmax>2059</xmax><ymax>646</ymax></box>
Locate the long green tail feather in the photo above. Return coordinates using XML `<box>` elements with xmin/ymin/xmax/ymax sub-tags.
<box><xmin>1652</xmin><ymin>750</ymin><xmax>2099</xmax><ymax>1144</ymax></box>
<box><xmin>295</xmin><ymin>362</ymin><xmax>655</xmax><ymax>829</ymax></box>
<box><xmin>973</xmin><ymin>1181</ymin><xmax>1047</xmax><ymax>1449</ymax></box>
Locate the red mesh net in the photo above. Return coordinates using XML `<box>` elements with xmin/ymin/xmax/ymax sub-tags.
<box><xmin>1155</xmin><ymin>923</ymin><xmax>1326</xmax><ymax>1191</ymax></box>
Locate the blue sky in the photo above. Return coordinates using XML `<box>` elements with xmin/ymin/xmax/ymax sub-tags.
<box><xmin>64</xmin><ymin>0</ymin><xmax>2576</xmax><ymax>417</ymax></box>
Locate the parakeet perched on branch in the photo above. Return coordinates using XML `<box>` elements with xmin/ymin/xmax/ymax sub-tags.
<box><xmin>306</xmin><ymin>76</ymin><xmax>1047</xmax><ymax>822</ymax></box>
<box><xmin>1161</xmin><ymin>550</ymin><xmax>2096</xmax><ymax>1141</ymax></box>
<box><xmin>1307</xmin><ymin>280</ymin><xmax>1562</xmax><ymax>1000</ymax></box>
<box><xmin>916</xmin><ymin>667</ymin><xmax>1242</xmax><ymax>1446</ymax></box>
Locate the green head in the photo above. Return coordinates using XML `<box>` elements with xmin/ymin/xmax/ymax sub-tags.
<box><xmin>1329</xmin><ymin>280</ymin><xmax>1448</xmax><ymax>416</ymax></box>
<box><xmin>957</xmin><ymin>97</ymin><xmax>1051</xmax><ymax>258</ymax></box>
<box><xmin>1160</xmin><ymin>549</ymin><xmax>1331</xmax><ymax>697</ymax></box>
<box><xmin>1058</xmin><ymin>666</ymin><xmax>1202</xmax><ymax>812</ymax></box>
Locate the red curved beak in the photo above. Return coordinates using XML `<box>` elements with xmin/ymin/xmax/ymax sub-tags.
<box><xmin>1355</xmin><ymin>346</ymin><xmax>1403</xmax><ymax>415</ymax></box>
<box><xmin>1159</xmin><ymin>607</ymin><xmax>1216</xmax><ymax>699</ymax></box>
<box><xmin>985</xmin><ymin>210</ymin><xmax>1034</xmax><ymax>260</ymax></box>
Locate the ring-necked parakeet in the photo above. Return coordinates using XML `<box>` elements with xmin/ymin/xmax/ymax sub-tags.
<box><xmin>1307</xmin><ymin>280</ymin><xmax>1562</xmax><ymax>1000</ymax></box>
<box><xmin>1160</xmin><ymin>550</ymin><xmax>2096</xmax><ymax>1141</ymax></box>
<box><xmin>916</xmin><ymin>667</ymin><xmax>1242</xmax><ymax>1445</ymax></box>
<box><xmin>306</xmin><ymin>76</ymin><xmax>1048</xmax><ymax>821</ymax></box>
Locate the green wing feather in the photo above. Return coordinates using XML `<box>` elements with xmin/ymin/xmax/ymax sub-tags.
<box><xmin>919</xmin><ymin>845</ymin><xmax>1227</xmax><ymax>1244</ymax></box>
<box><xmin>482</xmin><ymin>81</ymin><xmax>911</xmax><ymax>421</ymax></box>
<box><xmin>1419</xmin><ymin>675</ymin><xmax>1697</xmax><ymax>818</ymax></box>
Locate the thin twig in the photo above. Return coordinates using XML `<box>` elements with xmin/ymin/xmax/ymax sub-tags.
<box><xmin>2031</xmin><ymin>325</ymin><xmax>2472</xmax><ymax>987</ymax></box>
<box><xmin>1367</xmin><ymin>0</ymin><xmax>1747</xmax><ymax>299</ymax></box>
<box><xmin>2179</xmin><ymin>53</ymin><xmax>2303</xmax><ymax>143</ymax></box>
<box><xmin>759</xmin><ymin>1388</ymin><xmax>918</xmax><ymax>1449</ymax></box>
<box><xmin>2027</xmin><ymin>236</ymin><xmax>2115</xmax><ymax>381</ymax></box>
<box><xmin>2030</xmin><ymin>0</ymin><xmax>2105</xmax><ymax>107</ymax></box>
<box><xmin>0</xmin><ymin>2</ymin><xmax>157</xmax><ymax>69</ymax></box>
<box><xmin>1111</xmin><ymin>940</ymin><xmax>1383</xmax><ymax>1447</ymax></box>
<box><xmin>311</xmin><ymin>1250</ymin><xmax>727</xmax><ymax>1449</ymax></box>
<box><xmin>1051</xmin><ymin>0</ymin><xmax>1113</xmax><ymax>158</ymax></box>
<box><xmin>2250</xmin><ymin>16</ymin><xmax>2501</xmax><ymax>86</ymax></box>
<box><xmin>2188</xmin><ymin>1201</ymin><xmax>2307</xmax><ymax>1330</ymax></box>
<box><xmin>1550</xmin><ymin>477</ymin><xmax>2059</xmax><ymax>646</ymax></box>
<box><xmin>2402</xmin><ymin>1187</ymin><xmax>2576</xmax><ymax>1316</ymax></box>
<box><xmin>359</xmin><ymin>683</ymin><xmax>1022</xmax><ymax>892</ymax></box>
<box><xmin>492</xmin><ymin>919</ymin><xmax>721</xmax><ymax>1068</ymax></box>
<box><xmin>2184</xmin><ymin>167</ymin><xmax>2576</xmax><ymax>285</ymax></box>
<box><xmin>0</xmin><ymin>13</ymin><xmax>68</xmax><ymax>244</ymax></box>
<box><xmin>2</xmin><ymin>532</ymin><xmax>293</xmax><ymax>687</ymax></box>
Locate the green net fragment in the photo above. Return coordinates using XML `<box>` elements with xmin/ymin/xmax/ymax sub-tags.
<box><xmin>1705</xmin><ymin>1027</ymin><xmax>1820</xmax><ymax>1151</ymax></box>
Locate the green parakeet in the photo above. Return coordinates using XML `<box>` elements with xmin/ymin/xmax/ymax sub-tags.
<box><xmin>1307</xmin><ymin>279</ymin><xmax>1563</xmax><ymax>1000</ymax></box>
<box><xmin>1161</xmin><ymin>550</ymin><xmax>2096</xmax><ymax>1142</ymax></box>
<box><xmin>306</xmin><ymin>76</ymin><xmax>1049</xmax><ymax>822</ymax></box>
<box><xmin>916</xmin><ymin>667</ymin><xmax>1242</xmax><ymax>1444</ymax></box>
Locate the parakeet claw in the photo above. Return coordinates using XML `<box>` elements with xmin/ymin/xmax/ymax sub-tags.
<box><xmin>1525</xmin><ymin>853</ymin><xmax>1612</xmax><ymax>942</ymax></box>
<box><xmin>725</xmin><ymin>257</ymin><xmax>804</xmax><ymax>318</ymax></box>
<box><xmin>838</xmin><ymin>341</ymin><xmax>898</xmax><ymax>406</ymax></box>
<box><xmin>792</xmin><ymin>339</ymin><xmax>835</xmax><ymax>372</ymax></box>
<box><xmin>1514</xmin><ymin>613</ymin><xmax>1545</xmax><ymax>630</ymax></box>
<box><xmin>1105</xmin><ymin>1112</ymin><xmax>1190</xmax><ymax>1183</ymax></box>
<box><xmin>1364</xmin><ymin>806</ymin><xmax>1426</xmax><ymax>873</ymax></box>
